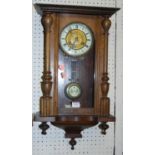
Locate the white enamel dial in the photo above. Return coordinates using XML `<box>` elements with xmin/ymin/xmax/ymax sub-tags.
<box><xmin>60</xmin><ymin>23</ymin><xmax>93</xmax><ymax>57</ymax></box>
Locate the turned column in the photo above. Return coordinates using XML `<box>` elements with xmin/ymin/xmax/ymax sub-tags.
<box><xmin>40</xmin><ymin>13</ymin><xmax>53</xmax><ymax>117</ymax></box>
<box><xmin>100</xmin><ymin>17</ymin><xmax>111</xmax><ymax>116</ymax></box>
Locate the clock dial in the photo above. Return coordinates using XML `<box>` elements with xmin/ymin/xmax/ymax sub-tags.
<box><xmin>65</xmin><ymin>83</ymin><xmax>82</xmax><ymax>99</ymax></box>
<box><xmin>60</xmin><ymin>23</ymin><xmax>93</xmax><ymax>57</ymax></box>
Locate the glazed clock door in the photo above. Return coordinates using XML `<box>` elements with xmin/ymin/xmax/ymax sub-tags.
<box><xmin>57</xmin><ymin>14</ymin><xmax>97</xmax><ymax>115</ymax></box>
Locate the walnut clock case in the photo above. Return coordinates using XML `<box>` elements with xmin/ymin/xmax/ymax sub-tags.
<box><xmin>33</xmin><ymin>4</ymin><xmax>120</xmax><ymax>150</ymax></box>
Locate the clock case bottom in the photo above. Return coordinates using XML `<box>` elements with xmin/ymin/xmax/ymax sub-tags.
<box><xmin>33</xmin><ymin>112</ymin><xmax>115</xmax><ymax>150</ymax></box>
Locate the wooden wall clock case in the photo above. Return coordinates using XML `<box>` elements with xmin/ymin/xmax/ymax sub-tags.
<box><xmin>33</xmin><ymin>4</ymin><xmax>120</xmax><ymax>150</ymax></box>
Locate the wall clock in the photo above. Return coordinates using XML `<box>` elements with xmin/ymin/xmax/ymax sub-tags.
<box><xmin>33</xmin><ymin>4</ymin><xmax>120</xmax><ymax>150</ymax></box>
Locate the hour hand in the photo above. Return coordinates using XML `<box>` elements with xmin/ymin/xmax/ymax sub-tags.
<box><xmin>71</xmin><ymin>37</ymin><xmax>78</xmax><ymax>49</ymax></box>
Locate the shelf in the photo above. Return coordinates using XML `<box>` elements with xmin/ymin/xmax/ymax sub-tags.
<box><xmin>33</xmin><ymin>112</ymin><xmax>115</xmax><ymax>123</ymax></box>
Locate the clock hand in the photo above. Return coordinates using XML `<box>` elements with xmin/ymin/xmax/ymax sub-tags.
<box><xmin>71</xmin><ymin>37</ymin><xmax>78</xmax><ymax>49</ymax></box>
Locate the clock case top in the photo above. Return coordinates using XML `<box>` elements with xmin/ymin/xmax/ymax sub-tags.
<box><xmin>35</xmin><ymin>3</ymin><xmax>119</xmax><ymax>16</ymax></box>
<box><xmin>33</xmin><ymin>3</ymin><xmax>120</xmax><ymax>150</ymax></box>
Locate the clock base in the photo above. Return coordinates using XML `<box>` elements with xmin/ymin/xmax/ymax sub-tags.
<box><xmin>33</xmin><ymin>112</ymin><xmax>115</xmax><ymax>149</ymax></box>
<box><xmin>51</xmin><ymin>115</ymin><xmax>98</xmax><ymax>149</ymax></box>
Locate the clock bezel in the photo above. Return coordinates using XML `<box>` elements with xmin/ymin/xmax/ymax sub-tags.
<box><xmin>59</xmin><ymin>22</ymin><xmax>94</xmax><ymax>57</ymax></box>
<box><xmin>64</xmin><ymin>82</ymin><xmax>82</xmax><ymax>100</ymax></box>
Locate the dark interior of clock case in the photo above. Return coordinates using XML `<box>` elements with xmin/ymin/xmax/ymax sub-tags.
<box><xmin>58</xmin><ymin>45</ymin><xmax>95</xmax><ymax>112</ymax></box>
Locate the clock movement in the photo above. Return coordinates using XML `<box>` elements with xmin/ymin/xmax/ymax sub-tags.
<box><xmin>33</xmin><ymin>4</ymin><xmax>120</xmax><ymax>150</ymax></box>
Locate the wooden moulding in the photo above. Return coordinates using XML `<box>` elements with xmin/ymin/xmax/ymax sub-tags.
<box><xmin>34</xmin><ymin>112</ymin><xmax>115</xmax><ymax>123</ymax></box>
<box><xmin>34</xmin><ymin>113</ymin><xmax>115</xmax><ymax>149</ymax></box>
<box><xmin>51</xmin><ymin>115</ymin><xmax>98</xmax><ymax>150</ymax></box>
<box><xmin>34</xmin><ymin>112</ymin><xmax>115</xmax><ymax>135</ymax></box>
<box><xmin>35</xmin><ymin>3</ymin><xmax>120</xmax><ymax>17</ymax></box>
